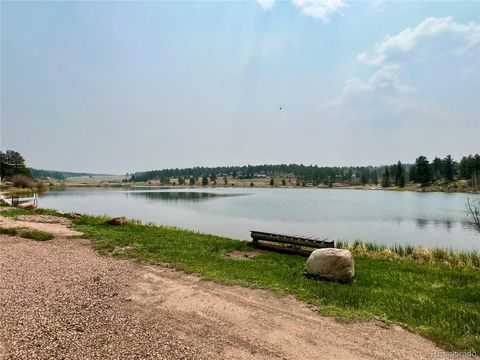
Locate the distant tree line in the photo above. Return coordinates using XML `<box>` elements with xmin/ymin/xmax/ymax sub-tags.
<box><xmin>132</xmin><ymin>154</ymin><xmax>480</xmax><ymax>188</ymax></box>
<box><xmin>29</xmin><ymin>169</ymin><xmax>103</xmax><ymax>180</ymax></box>
<box><xmin>29</xmin><ymin>169</ymin><xmax>67</xmax><ymax>180</ymax></box>
<box><xmin>3</xmin><ymin>149</ymin><xmax>478</xmax><ymax>189</ymax></box>
<box><xmin>409</xmin><ymin>154</ymin><xmax>480</xmax><ymax>187</ymax></box>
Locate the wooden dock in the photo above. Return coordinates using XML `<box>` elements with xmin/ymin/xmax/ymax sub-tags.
<box><xmin>250</xmin><ymin>230</ymin><xmax>334</xmax><ymax>256</ymax></box>
<box><xmin>1</xmin><ymin>193</ymin><xmax>38</xmax><ymax>208</ymax></box>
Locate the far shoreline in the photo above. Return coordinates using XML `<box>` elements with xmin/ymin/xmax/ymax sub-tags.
<box><xmin>47</xmin><ymin>181</ymin><xmax>480</xmax><ymax>194</ymax></box>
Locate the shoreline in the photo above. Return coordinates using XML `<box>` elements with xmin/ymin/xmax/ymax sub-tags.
<box><xmin>46</xmin><ymin>182</ymin><xmax>480</xmax><ymax>194</ymax></box>
<box><xmin>0</xmin><ymin>212</ymin><xmax>449</xmax><ymax>359</ymax></box>
<box><xmin>0</xmin><ymin>207</ymin><xmax>478</xmax><ymax>352</ymax></box>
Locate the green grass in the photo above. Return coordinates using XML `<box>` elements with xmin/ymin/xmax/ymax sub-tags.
<box><xmin>0</xmin><ymin>226</ymin><xmax>54</xmax><ymax>241</ymax></box>
<box><xmin>0</xmin><ymin>227</ymin><xmax>18</xmax><ymax>236</ymax></box>
<box><xmin>72</xmin><ymin>215</ymin><xmax>480</xmax><ymax>352</ymax></box>
<box><xmin>0</xmin><ymin>207</ymin><xmax>71</xmax><ymax>218</ymax></box>
<box><xmin>19</xmin><ymin>229</ymin><xmax>54</xmax><ymax>241</ymax></box>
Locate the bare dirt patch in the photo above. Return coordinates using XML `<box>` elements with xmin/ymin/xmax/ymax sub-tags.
<box><xmin>0</xmin><ymin>216</ymin><xmax>443</xmax><ymax>359</ymax></box>
<box><xmin>132</xmin><ymin>266</ymin><xmax>441</xmax><ymax>360</ymax></box>
<box><xmin>225</xmin><ymin>250</ymin><xmax>263</xmax><ymax>260</ymax></box>
<box><xmin>0</xmin><ymin>216</ymin><xmax>81</xmax><ymax>238</ymax></box>
<box><xmin>112</xmin><ymin>245</ymin><xmax>137</xmax><ymax>255</ymax></box>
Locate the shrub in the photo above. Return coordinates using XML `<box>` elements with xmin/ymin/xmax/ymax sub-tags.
<box><xmin>34</xmin><ymin>181</ymin><xmax>46</xmax><ymax>192</ymax></box>
<box><xmin>11</xmin><ymin>174</ymin><xmax>35</xmax><ymax>189</ymax></box>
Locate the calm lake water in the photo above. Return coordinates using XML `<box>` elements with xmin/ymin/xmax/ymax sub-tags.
<box><xmin>39</xmin><ymin>187</ymin><xmax>480</xmax><ymax>251</ymax></box>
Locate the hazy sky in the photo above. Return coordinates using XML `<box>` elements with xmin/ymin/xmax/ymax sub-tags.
<box><xmin>1</xmin><ymin>1</ymin><xmax>479</xmax><ymax>174</ymax></box>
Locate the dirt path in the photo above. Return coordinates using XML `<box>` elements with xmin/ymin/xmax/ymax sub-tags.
<box><xmin>0</xmin><ymin>216</ymin><xmax>442</xmax><ymax>359</ymax></box>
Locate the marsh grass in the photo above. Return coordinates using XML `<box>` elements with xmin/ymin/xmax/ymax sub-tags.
<box><xmin>336</xmin><ymin>240</ymin><xmax>480</xmax><ymax>269</ymax></box>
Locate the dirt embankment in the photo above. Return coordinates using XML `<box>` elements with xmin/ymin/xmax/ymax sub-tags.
<box><xmin>0</xmin><ymin>215</ymin><xmax>442</xmax><ymax>359</ymax></box>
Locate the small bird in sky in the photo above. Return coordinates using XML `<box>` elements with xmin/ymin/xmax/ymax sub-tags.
<box><xmin>279</xmin><ymin>107</ymin><xmax>283</xmax><ymax>111</ymax></box>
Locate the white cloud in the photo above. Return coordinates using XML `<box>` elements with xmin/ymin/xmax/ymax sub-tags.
<box><xmin>316</xmin><ymin>16</ymin><xmax>480</xmax><ymax>159</ymax></box>
<box><xmin>358</xmin><ymin>17</ymin><xmax>480</xmax><ymax>65</ymax></box>
<box><xmin>292</xmin><ymin>0</ymin><xmax>347</xmax><ymax>22</ymax></box>
<box><xmin>257</xmin><ymin>0</ymin><xmax>275</xmax><ymax>11</ymax></box>
<box><xmin>344</xmin><ymin>66</ymin><xmax>415</xmax><ymax>95</ymax></box>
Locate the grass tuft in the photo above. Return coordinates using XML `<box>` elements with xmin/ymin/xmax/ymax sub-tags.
<box><xmin>0</xmin><ymin>225</ymin><xmax>54</xmax><ymax>241</ymax></box>
<box><xmin>0</xmin><ymin>227</ymin><xmax>18</xmax><ymax>236</ymax></box>
<box><xmin>0</xmin><ymin>207</ymin><xmax>72</xmax><ymax>218</ymax></box>
<box><xmin>19</xmin><ymin>229</ymin><xmax>54</xmax><ymax>241</ymax></box>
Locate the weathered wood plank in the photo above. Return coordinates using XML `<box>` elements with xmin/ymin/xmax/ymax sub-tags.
<box><xmin>250</xmin><ymin>231</ymin><xmax>334</xmax><ymax>252</ymax></box>
<box><xmin>254</xmin><ymin>241</ymin><xmax>313</xmax><ymax>256</ymax></box>
<box><xmin>251</xmin><ymin>231</ymin><xmax>333</xmax><ymax>247</ymax></box>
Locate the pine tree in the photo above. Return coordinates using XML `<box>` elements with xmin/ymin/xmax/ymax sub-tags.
<box><xmin>443</xmin><ymin>155</ymin><xmax>454</xmax><ymax>182</ymax></box>
<box><xmin>360</xmin><ymin>168</ymin><xmax>370</xmax><ymax>185</ymax></box>
<box><xmin>409</xmin><ymin>165</ymin><xmax>416</xmax><ymax>182</ymax></box>
<box><xmin>415</xmin><ymin>156</ymin><xmax>431</xmax><ymax>186</ymax></box>
<box><xmin>382</xmin><ymin>167</ymin><xmax>390</xmax><ymax>187</ymax></box>
<box><xmin>394</xmin><ymin>161</ymin><xmax>405</xmax><ymax>187</ymax></box>
<box><xmin>431</xmin><ymin>157</ymin><xmax>442</xmax><ymax>181</ymax></box>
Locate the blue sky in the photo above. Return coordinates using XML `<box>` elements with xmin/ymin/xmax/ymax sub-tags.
<box><xmin>1</xmin><ymin>0</ymin><xmax>479</xmax><ymax>173</ymax></box>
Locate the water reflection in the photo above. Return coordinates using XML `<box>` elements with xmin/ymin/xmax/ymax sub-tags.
<box><xmin>126</xmin><ymin>191</ymin><xmax>244</xmax><ymax>202</ymax></box>
<box><xmin>416</xmin><ymin>218</ymin><xmax>429</xmax><ymax>229</ymax></box>
<box><xmin>413</xmin><ymin>217</ymin><xmax>470</xmax><ymax>232</ymax></box>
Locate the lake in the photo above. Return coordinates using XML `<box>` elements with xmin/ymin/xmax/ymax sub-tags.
<box><xmin>39</xmin><ymin>187</ymin><xmax>480</xmax><ymax>251</ymax></box>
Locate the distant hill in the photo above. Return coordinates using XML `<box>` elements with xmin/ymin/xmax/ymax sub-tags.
<box><xmin>29</xmin><ymin>168</ymin><xmax>113</xmax><ymax>180</ymax></box>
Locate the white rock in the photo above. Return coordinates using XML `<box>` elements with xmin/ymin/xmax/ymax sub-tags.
<box><xmin>305</xmin><ymin>248</ymin><xmax>354</xmax><ymax>282</ymax></box>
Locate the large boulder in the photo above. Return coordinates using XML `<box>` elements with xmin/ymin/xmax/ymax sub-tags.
<box><xmin>18</xmin><ymin>202</ymin><xmax>36</xmax><ymax>210</ymax></box>
<box><xmin>305</xmin><ymin>248</ymin><xmax>354</xmax><ymax>282</ymax></box>
<box><xmin>108</xmin><ymin>216</ymin><xmax>127</xmax><ymax>225</ymax></box>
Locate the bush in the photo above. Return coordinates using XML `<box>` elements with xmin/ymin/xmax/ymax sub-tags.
<box><xmin>34</xmin><ymin>181</ymin><xmax>46</xmax><ymax>192</ymax></box>
<box><xmin>11</xmin><ymin>174</ymin><xmax>35</xmax><ymax>189</ymax></box>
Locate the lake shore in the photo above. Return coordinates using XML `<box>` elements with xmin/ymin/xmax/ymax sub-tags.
<box><xmin>44</xmin><ymin>179</ymin><xmax>480</xmax><ymax>194</ymax></box>
<box><xmin>0</xmin><ymin>211</ymin><xmax>448</xmax><ymax>359</ymax></box>
<box><xmin>1</xmin><ymin>207</ymin><xmax>479</xmax><ymax>353</ymax></box>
